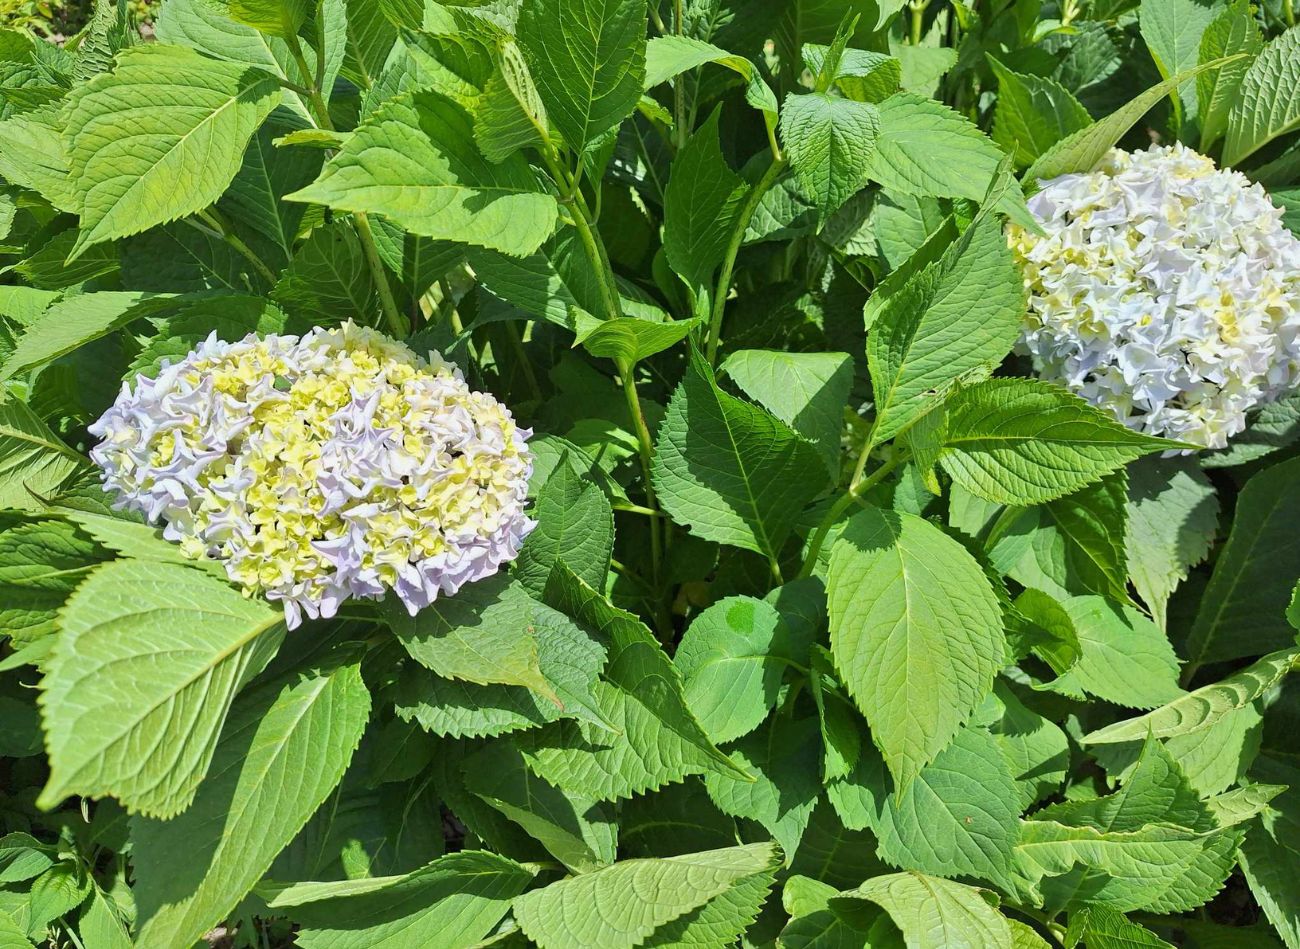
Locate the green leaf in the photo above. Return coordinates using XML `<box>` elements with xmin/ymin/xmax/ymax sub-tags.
<box><xmin>395</xmin><ymin>612</ymin><xmax>609</xmax><ymax>739</ymax></box>
<box><xmin>0</xmin><ymin>108</ymin><xmax>79</xmax><ymax>213</ymax></box>
<box><xmin>474</xmin><ymin>38</ymin><xmax>551</xmax><ymax>162</ymax></box>
<box><xmin>781</xmin><ymin>91</ymin><xmax>879</xmax><ymax>219</ymax></box>
<box><xmin>37</xmin><ymin>560</ymin><xmax>285</xmax><ymax>818</ymax></box>
<box><xmin>131</xmin><ymin>653</ymin><xmax>370</xmax><ymax>949</ymax></box>
<box><xmin>1139</xmin><ymin>0</ymin><xmax>1220</xmax><ymax>128</ymax></box>
<box><xmin>385</xmin><ymin>573</ymin><xmax>560</xmax><ymax>701</ymax></box>
<box><xmin>1197</xmin><ymin>0</ymin><xmax>1262</xmax><ymax>149</ymax></box>
<box><xmin>720</xmin><ymin>349</ymin><xmax>853</xmax><ymax>479</ymax></box>
<box><xmin>1125</xmin><ymin>456</ymin><xmax>1218</xmax><ymax>629</ymax></box>
<box><xmin>516</xmin><ymin>452</ymin><xmax>613</xmax><ymax>596</ymax></box>
<box><xmin>1186</xmin><ymin>455</ymin><xmax>1300</xmax><ymax>667</ymax></box>
<box><xmin>516</xmin><ymin>564</ymin><xmax>742</xmax><ymax>801</ymax></box>
<box><xmin>832</xmin><ymin>724</ymin><xmax>1021</xmax><ymax>889</ymax></box>
<box><xmin>827</xmin><ymin>505</ymin><xmax>1004</xmax><ymax>785</ymax></box>
<box><xmin>127</xmin><ymin>294</ymin><xmax>286</xmax><ymax>377</ymax></box>
<box><xmin>985</xmin><ymin>683</ymin><xmax>1070</xmax><ymax>809</ymax></box>
<box><xmin>0</xmin><ymin>519</ymin><xmax>108</xmax><ymax>645</ymax></box>
<box><xmin>286</xmin><ymin>852</ymin><xmax>536</xmax><ymax>949</ymax></box>
<box><xmin>1</xmin><ymin>291</ymin><xmax>173</xmax><ymax>380</ymax></box>
<box><xmin>0</xmin><ymin>397</ymin><xmax>85</xmax><ymax>511</ymax></box>
<box><xmin>512</xmin><ymin>842</ymin><xmax>780</xmax><ymax>949</ymax></box>
<box><xmin>675</xmin><ymin>592</ymin><xmax>812</xmax><ymax>744</ymax></box>
<box><xmin>867</xmin><ymin>214</ymin><xmax>1024</xmax><ymax>445</ymax></box>
<box><xmin>1239</xmin><ymin>757</ymin><xmax>1300</xmax><ymax>949</ymax></box>
<box><xmin>866</xmin><ymin>92</ymin><xmax>1031</xmax><ymax>227</ymax></box>
<box><xmin>515</xmin><ymin>0</ymin><xmax>646</xmax><ymax>152</ymax></box>
<box><xmin>273</xmin><ymin>220</ymin><xmax>379</xmax><ymax>323</ymax></box>
<box><xmin>1224</xmin><ymin>25</ymin><xmax>1300</xmax><ymax>165</ymax></box>
<box><xmin>219</xmin><ymin>116</ymin><xmax>322</xmax><ymax>260</ymax></box>
<box><xmin>153</xmin><ymin>0</ymin><xmax>298</xmax><ymax>90</ymax></box>
<box><xmin>652</xmin><ymin>348</ymin><xmax>828</xmax><ymax>561</ymax></box>
<box><xmin>463</xmin><ymin>741</ymin><xmax>616</xmax><ymax>873</ymax></box>
<box><xmin>843</xmin><ymin>872</ymin><xmax>1013</xmax><ymax>949</ymax></box>
<box><xmin>287</xmin><ymin>91</ymin><xmax>557</xmax><ymax>256</ymax></box>
<box><xmin>63</xmin><ymin>44</ymin><xmax>281</xmax><ymax>257</ymax></box>
<box><xmin>576</xmin><ymin>316</ymin><xmax>698</xmax><ymax>365</ymax></box>
<box><xmin>663</xmin><ymin>109</ymin><xmax>750</xmax><ymax>300</ymax></box>
<box><xmin>1045</xmin><ymin>595</ymin><xmax>1182</xmax><ymax>708</ymax></box>
<box><xmin>703</xmin><ymin>714</ymin><xmax>822</xmax><ymax>860</ymax></box>
<box><xmin>1065</xmin><ymin>906</ymin><xmax>1174</xmax><ymax>949</ymax></box>
<box><xmin>1085</xmin><ymin>647</ymin><xmax>1300</xmax><ymax>744</ymax></box>
<box><xmin>228</xmin><ymin>0</ymin><xmax>308</xmax><ymax>37</ymax></box>
<box><xmin>1024</xmin><ymin>58</ymin><xmax>1228</xmax><ymax>185</ymax></box>
<box><xmin>988</xmin><ymin>55</ymin><xmax>1092</xmax><ymax>167</ymax></box>
<box><xmin>939</xmin><ymin>378</ymin><xmax>1179</xmax><ymax>505</ymax></box>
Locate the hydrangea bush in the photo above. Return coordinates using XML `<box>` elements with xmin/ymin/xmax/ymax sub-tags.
<box><xmin>2</xmin><ymin>0</ymin><xmax>1300</xmax><ymax>948</ymax></box>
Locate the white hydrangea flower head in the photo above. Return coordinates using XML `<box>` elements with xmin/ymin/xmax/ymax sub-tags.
<box><xmin>89</xmin><ymin>322</ymin><xmax>535</xmax><ymax>628</ymax></box>
<box><xmin>1009</xmin><ymin>143</ymin><xmax>1300</xmax><ymax>449</ymax></box>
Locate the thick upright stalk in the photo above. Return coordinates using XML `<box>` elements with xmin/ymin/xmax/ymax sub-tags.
<box><xmin>706</xmin><ymin>157</ymin><xmax>787</xmax><ymax>364</ymax></box>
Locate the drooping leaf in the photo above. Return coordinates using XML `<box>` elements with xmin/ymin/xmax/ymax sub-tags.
<box><xmin>827</xmin><ymin>505</ymin><xmax>1004</xmax><ymax>785</ymax></box>
<box><xmin>663</xmin><ymin>109</ymin><xmax>750</xmax><ymax>303</ymax></box>
<box><xmin>721</xmin><ymin>349</ymin><xmax>853</xmax><ymax>479</ymax></box>
<box><xmin>512</xmin><ymin>842</ymin><xmax>780</xmax><ymax>949</ymax></box>
<box><xmin>1125</xmin><ymin>456</ymin><xmax>1218</xmax><ymax>629</ymax></box>
<box><xmin>463</xmin><ymin>741</ymin><xmax>616</xmax><ymax>873</ymax></box>
<box><xmin>386</xmin><ymin>574</ymin><xmax>564</xmax><ymax>701</ymax></box>
<box><xmin>0</xmin><ymin>397</ymin><xmax>85</xmax><ymax>511</ymax></box>
<box><xmin>842</xmin><ymin>872</ymin><xmax>1014</xmax><ymax>949</ymax></box>
<box><xmin>652</xmin><ymin>348</ymin><xmax>828</xmax><ymax>560</ymax></box>
<box><xmin>1044</xmin><ymin>595</ymin><xmax>1182</xmax><ymax>709</ymax></box>
<box><xmin>131</xmin><ymin>653</ymin><xmax>370</xmax><ymax>949</ymax></box>
<box><xmin>38</xmin><ymin>561</ymin><xmax>285</xmax><ymax>818</ymax></box>
<box><xmin>1186</xmin><ymin>455</ymin><xmax>1300</xmax><ymax>667</ymax></box>
<box><xmin>516</xmin><ymin>452</ymin><xmax>613</xmax><ymax>595</ymax></box>
<box><xmin>939</xmin><ymin>378</ymin><xmax>1179</xmax><ymax>505</ymax></box>
<box><xmin>516</xmin><ymin>565</ymin><xmax>743</xmax><ymax>800</ymax></box>
<box><xmin>1084</xmin><ymin>647</ymin><xmax>1300</xmax><ymax>744</ymax></box>
<box><xmin>704</xmin><ymin>714</ymin><xmax>822</xmax><ymax>860</ymax></box>
<box><xmin>988</xmin><ymin>56</ymin><xmax>1092</xmax><ymax>167</ymax></box>
<box><xmin>283</xmin><ymin>851</ymin><xmax>534</xmax><ymax>949</ymax></box>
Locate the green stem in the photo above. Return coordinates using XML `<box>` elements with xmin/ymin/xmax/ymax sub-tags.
<box><xmin>798</xmin><ymin>453</ymin><xmax>905</xmax><ymax>578</ymax></box>
<box><xmin>1286</xmin><ymin>0</ymin><xmax>1295</xmax><ymax>27</ymax></box>
<box><xmin>909</xmin><ymin>0</ymin><xmax>928</xmax><ymax>44</ymax></box>
<box><xmin>620</xmin><ymin>359</ymin><xmax>663</xmax><ymax>587</ymax></box>
<box><xmin>673</xmin><ymin>0</ymin><xmax>687</xmax><ymax>149</ymax></box>
<box><xmin>190</xmin><ymin>210</ymin><xmax>279</xmax><ymax>288</ymax></box>
<box><xmin>505</xmin><ymin>320</ymin><xmax>542</xmax><ymax>401</ymax></box>
<box><xmin>285</xmin><ymin>27</ymin><xmax>405</xmax><ymax>337</ymax></box>
<box><xmin>354</xmin><ymin>212</ymin><xmax>408</xmax><ymax>337</ymax></box>
<box><xmin>706</xmin><ymin>156</ymin><xmax>788</xmax><ymax>364</ymax></box>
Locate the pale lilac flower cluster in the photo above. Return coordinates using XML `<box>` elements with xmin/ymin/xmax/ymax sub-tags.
<box><xmin>1010</xmin><ymin>144</ymin><xmax>1300</xmax><ymax>448</ymax></box>
<box><xmin>89</xmin><ymin>322</ymin><xmax>534</xmax><ymax>628</ymax></box>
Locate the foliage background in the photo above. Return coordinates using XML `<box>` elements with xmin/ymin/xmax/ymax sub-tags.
<box><xmin>1</xmin><ymin>0</ymin><xmax>1300</xmax><ymax>947</ymax></box>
